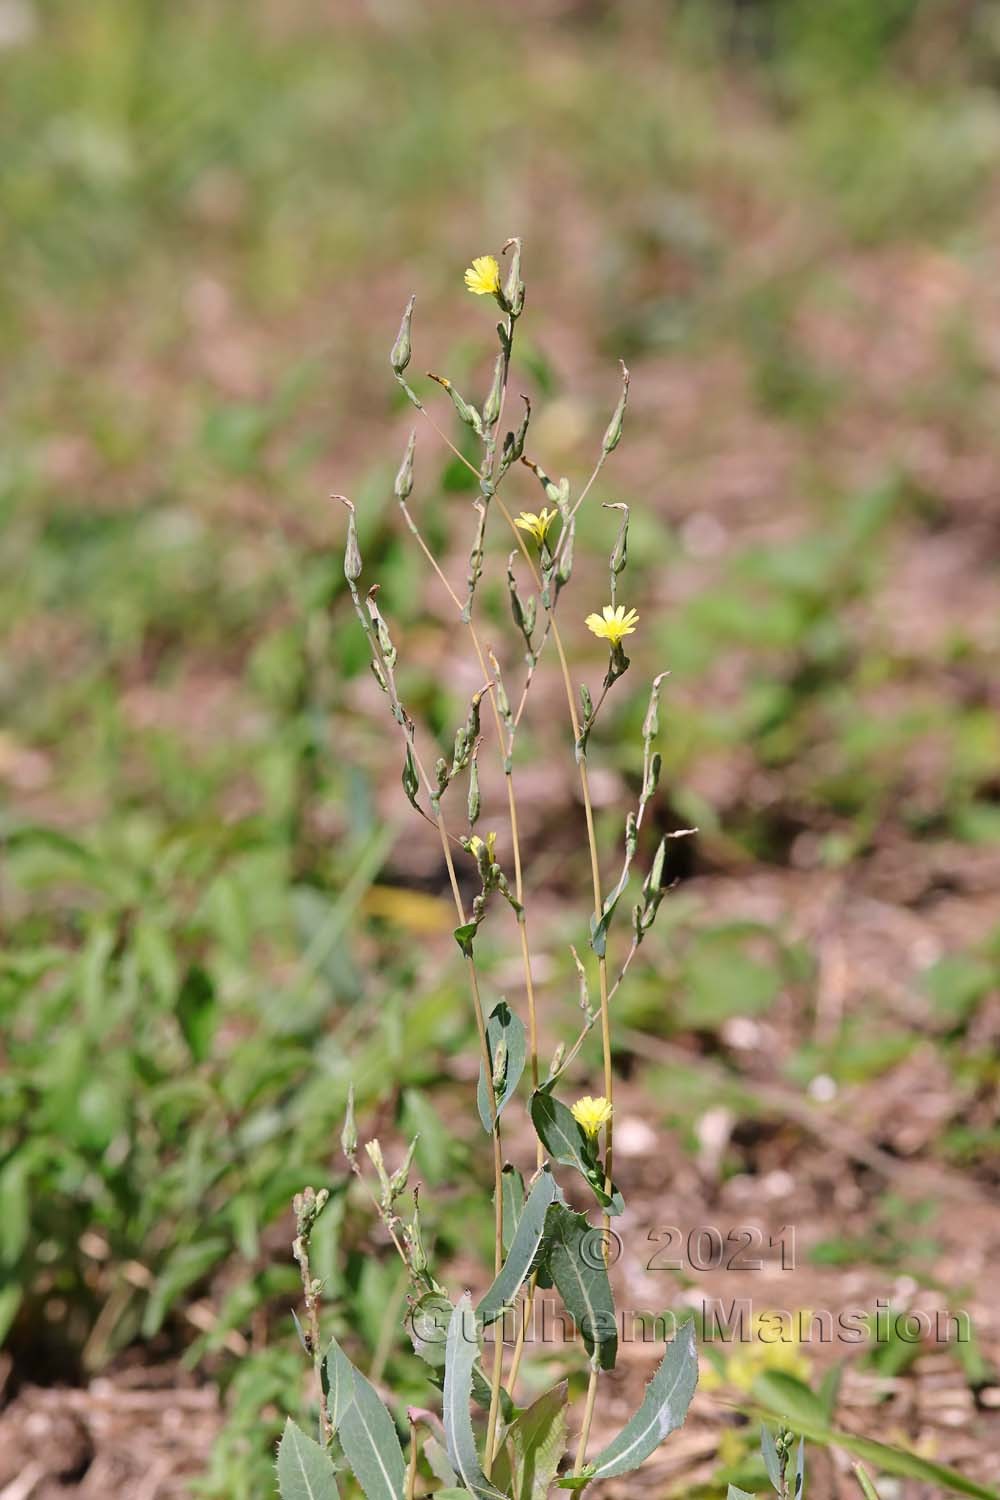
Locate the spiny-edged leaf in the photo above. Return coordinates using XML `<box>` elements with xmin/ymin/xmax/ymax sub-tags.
<box><xmin>529</xmin><ymin>1092</ymin><xmax>623</xmax><ymax>1217</ymax></box>
<box><xmin>501</xmin><ymin>1165</ymin><xmax>526</xmax><ymax>1253</ymax></box>
<box><xmin>854</xmin><ymin>1464</ymin><xmax>881</xmax><ymax>1500</ymax></box>
<box><xmin>760</xmin><ymin>1423</ymin><xmax>783</xmax><ymax>1492</ymax></box>
<box><xmin>442</xmin><ymin>1294</ymin><xmax>507</xmax><ymax>1500</ymax></box>
<box><xmin>751</xmin><ymin>1376</ymin><xmax>1000</xmax><ymax>1500</ymax></box>
<box><xmin>338</xmin><ymin>1364</ymin><xmax>407</xmax><ymax>1500</ymax></box>
<box><xmin>478</xmin><ymin>1169</ymin><xmax>556</xmax><ymax>1328</ymax></box>
<box><xmin>408</xmin><ymin>1292</ymin><xmax>452</xmax><ymax>1371</ymax></box>
<box><xmin>588</xmin><ymin>1319</ymin><xmax>697</xmax><ymax>1475</ymax></box>
<box><xmin>478</xmin><ymin>1001</ymin><xmax>526</xmax><ymax>1133</ymax></box>
<box><xmin>491</xmin><ymin>1382</ymin><xmax>567</xmax><ymax>1500</ymax></box>
<box><xmin>324</xmin><ymin>1337</ymin><xmax>358</xmax><ymax>1433</ymax></box>
<box><xmin>277</xmin><ymin>1418</ymin><xmax>340</xmax><ymax>1500</ymax></box>
<box><xmin>530</xmin><ymin>1091</ymin><xmax>590</xmax><ymax>1172</ymax></box>
<box><xmin>544</xmin><ymin>1204</ymin><xmax>617</xmax><ymax>1371</ymax></box>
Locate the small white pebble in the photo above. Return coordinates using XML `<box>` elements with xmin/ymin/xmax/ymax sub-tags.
<box><xmin>696</xmin><ymin>1106</ymin><xmax>734</xmax><ymax>1176</ymax></box>
<box><xmin>808</xmin><ymin>1073</ymin><xmax>837</xmax><ymax>1102</ymax></box>
<box><xmin>614</xmin><ymin>1116</ymin><xmax>657</xmax><ymax>1157</ymax></box>
<box><xmin>761</xmin><ymin>1169</ymin><xmax>795</xmax><ymax>1199</ymax></box>
<box><xmin>721</xmin><ymin>1017</ymin><xmax>761</xmax><ymax>1050</ymax></box>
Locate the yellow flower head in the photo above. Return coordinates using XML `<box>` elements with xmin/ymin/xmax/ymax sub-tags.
<box><xmin>467</xmin><ymin>831</ymin><xmax>497</xmax><ymax>864</ymax></box>
<box><xmin>464</xmin><ymin>255</ymin><xmax>501</xmax><ymax>298</ymax></box>
<box><xmin>571</xmin><ymin>1095</ymin><xmax>613</xmax><ymax>1138</ymax></box>
<box><xmin>514</xmin><ymin>508</ymin><xmax>557</xmax><ymax>547</ymax></box>
<box><xmin>585</xmin><ymin>604</ymin><xmax>639</xmax><ymax>648</ymax></box>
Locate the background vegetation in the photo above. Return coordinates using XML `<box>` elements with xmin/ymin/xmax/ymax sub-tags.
<box><xmin>2</xmin><ymin>1</ymin><xmax>999</xmax><ymax>1495</ymax></box>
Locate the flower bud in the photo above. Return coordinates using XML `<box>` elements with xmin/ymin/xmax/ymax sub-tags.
<box><xmin>482</xmin><ymin>351</ymin><xmax>504</xmax><ymax>428</ymax></box>
<box><xmin>427</xmin><ymin>372</ymin><xmax>482</xmax><ymax>434</ymax></box>
<box><xmin>601</xmin><ymin>360</ymin><xmax>630</xmax><ymax>455</ymax></box>
<box><xmin>394</xmin><ymin>430</ymin><xmax>415</xmax><ymax>501</ymax></box>
<box><xmin>390</xmin><ymin>295</ymin><xmax>415</xmax><ymax>375</ymax></box>
<box><xmin>340</xmin><ymin>496</ymin><xmax>362</xmax><ymax>582</ymax></box>
<box><xmin>503</xmin><ymin>237</ymin><xmax>525</xmax><ymax>317</ymax></box>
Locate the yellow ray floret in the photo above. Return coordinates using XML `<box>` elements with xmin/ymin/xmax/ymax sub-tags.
<box><xmin>464</xmin><ymin>255</ymin><xmax>501</xmax><ymax>297</ymax></box>
<box><xmin>571</xmin><ymin>1094</ymin><xmax>613</xmax><ymax>1138</ymax></box>
<box><xmin>514</xmin><ymin>508</ymin><xmax>557</xmax><ymax>547</ymax></box>
<box><xmin>585</xmin><ymin>604</ymin><xmax>639</xmax><ymax>648</ymax></box>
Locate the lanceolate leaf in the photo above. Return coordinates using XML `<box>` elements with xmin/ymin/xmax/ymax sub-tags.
<box><xmin>544</xmin><ymin>1204</ymin><xmax>617</xmax><ymax>1371</ymax></box>
<box><xmin>338</xmin><ymin>1364</ymin><xmax>407</xmax><ymax>1500</ymax></box>
<box><xmin>423</xmin><ymin>1437</ymin><xmax>458</xmax><ymax>1488</ymax></box>
<box><xmin>727</xmin><ymin>1489</ymin><xmax>757</xmax><ymax>1500</ymax></box>
<box><xmin>408</xmin><ymin>1294</ymin><xmax>516</xmax><ymax>1422</ymax></box>
<box><xmin>491</xmin><ymin>1382</ymin><xmax>568</xmax><ymax>1500</ymax></box>
<box><xmin>501</xmin><ymin>1165</ymin><xmax>526</xmax><ymax>1253</ymax></box>
<box><xmin>443</xmin><ymin>1294</ymin><xmax>506</xmax><ymax>1500</ymax></box>
<box><xmin>478</xmin><ymin>1169</ymin><xmax>556</xmax><ymax>1328</ymax></box>
<box><xmin>277</xmin><ymin>1418</ymin><xmax>340</xmax><ymax>1500</ymax></box>
<box><xmin>588</xmin><ymin>1320</ymin><xmax>698</xmax><ymax>1477</ymax></box>
<box><xmin>530</xmin><ymin>1090</ymin><xmax>590</xmax><ymax>1173</ymax></box>
<box><xmin>760</xmin><ymin>1423</ymin><xmax>783</xmax><ymax>1492</ymax></box>
<box><xmin>529</xmin><ymin>1092</ymin><xmax>624</xmax><ymax>1216</ymax></box>
<box><xmin>324</xmin><ymin>1338</ymin><xmax>357</xmax><ymax>1433</ymax></box>
<box><xmin>478</xmin><ymin>1002</ymin><xmax>526</xmax><ymax>1133</ymax></box>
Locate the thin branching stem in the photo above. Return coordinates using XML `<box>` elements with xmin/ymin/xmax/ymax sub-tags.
<box><xmin>341</xmin><ymin>525</ymin><xmax>505</xmax><ymax>1333</ymax></box>
<box><xmin>492</xmin><ymin>495</ymin><xmax>615</xmax><ymax>1466</ymax></box>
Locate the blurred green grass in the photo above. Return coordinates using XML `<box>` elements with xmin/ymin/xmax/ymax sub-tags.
<box><xmin>3</xmin><ymin>1</ymin><xmax>1000</xmax><ymax>1492</ymax></box>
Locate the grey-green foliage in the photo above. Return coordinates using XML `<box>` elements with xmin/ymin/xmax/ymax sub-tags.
<box><xmin>543</xmin><ymin>1203</ymin><xmax>617</xmax><ymax>1371</ymax></box>
<box><xmin>477</xmin><ymin>1168</ymin><xmax>555</xmax><ymax>1327</ymax></box>
<box><xmin>491</xmin><ymin>1383</ymin><xmax>568</xmax><ymax>1500</ymax></box>
<box><xmin>277</xmin><ymin>1418</ymin><xmax>340</xmax><ymax>1500</ymax></box>
<box><xmin>587</xmin><ymin>1320</ymin><xmax>698</xmax><ymax>1477</ymax></box>
<box><xmin>288</xmin><ymin>246</ymin><xmax>705</xmax><ymax>1500</ymax></box>
<box><xmin>443</xmin><ymin>1294</ymin><xmax>506</xmax><ymax>1500</ymax></box>
<box><xmin>529</xmin><ymin>1090</ymin><xmax>622</xmax><ymax>1215</ymax></box>
<box><xmin>338</xmin><ymin>1359</ymin><xmax>407</xmax><ymax>1500</ymax></box>
<box><xmin>477</xmin><ymin>1001</ymin><xmax>527</xmax><ymax>1133</ymax></box>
